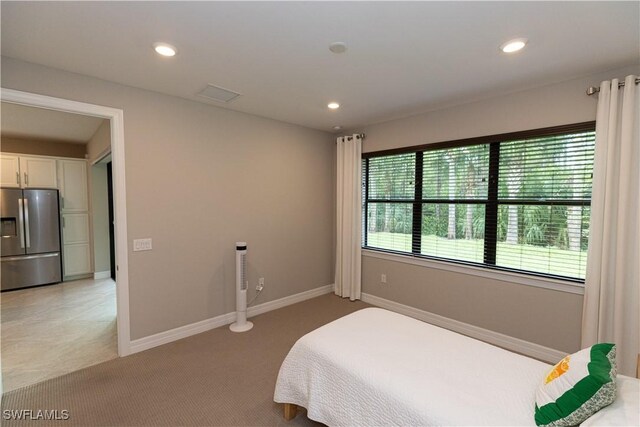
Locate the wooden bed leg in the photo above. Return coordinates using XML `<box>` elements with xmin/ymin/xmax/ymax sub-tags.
<box><xmin>284</xmin><ymin>403</ymin><xmax>298</xmax><ymax>421</ymax></box>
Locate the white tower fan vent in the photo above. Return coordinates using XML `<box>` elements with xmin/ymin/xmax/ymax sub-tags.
<box><xmin>230</xmin><ymin>242</ymin><xmax>253</xmax><ymax>332</ymax></box>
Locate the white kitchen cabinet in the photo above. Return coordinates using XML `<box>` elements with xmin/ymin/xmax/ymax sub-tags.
<box><xmin>57</xmin><ymin>159</ymin><xmax>92</xmax><ymax>279</ymax></box>
<box><xmin>57</xmin><ymin>159</ymin><xmax>89</xmax><ymax>212</ymax></box>
<box><xmin>58</xmin><ymin>159</ymin><xmax>92</xmax><ymax>279</ymax></box>
<box><xmin>63</xmin><ymin>243</ymin><xmax>92</xmax><ymax>277</ymax></box>
<box><xmin>61</xmin><ymin>213</ymin><xmax>92</xmax><ymax>277</ymax></box>
<box><xmin>20</xmin><ymin>156</ymin><xmax>58</xmax><ymax>189</ymax></box>
<box><xmin>0</xmin><ymin>154</ymin><xmax>58</xmax><ymax>188</ymax></box>
<box><xmin>0</xmin><ymin>154</ymin><xmax>21</xmax><ymax>187</ymax></box>
<box><xmin>62</xmin><ymin>213</ymin><xmax>90</xmax><ymax>244</ymax></box>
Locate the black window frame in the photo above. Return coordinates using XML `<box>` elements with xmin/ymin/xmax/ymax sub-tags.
<box><xmin>362</xmin><ymin>121</ymin><xmax>596</xmax><ymax>284</ymax></box>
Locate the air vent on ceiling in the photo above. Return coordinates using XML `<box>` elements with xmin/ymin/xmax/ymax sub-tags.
<box><xmin>197</xmin><ymin>84</ymin><xmax>242</xmax><ymax>103</ymax></box>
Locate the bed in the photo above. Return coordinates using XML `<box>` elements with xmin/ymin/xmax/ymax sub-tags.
<box><xmin>274</xmin><ymin>308</ymin><xmax>640</xmax><ymax>426</ymax></box>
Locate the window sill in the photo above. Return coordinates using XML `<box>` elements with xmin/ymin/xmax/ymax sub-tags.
<box><xmin>362</xmin><ymin>249</ymin><xmax>585</xmax><ymax>295</ymax></box>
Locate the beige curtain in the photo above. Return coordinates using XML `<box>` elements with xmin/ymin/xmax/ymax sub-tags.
<box><xmin>335</xmin><ymin>134</ymin><xmax>362</xmax><ymax>301</ymax></box>
<box><xmin>582</xmin><ymin>75</ymin><xmax>639</xmax><ymax>376</ymax></box>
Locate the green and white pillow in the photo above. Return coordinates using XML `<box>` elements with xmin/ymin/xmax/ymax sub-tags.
<box><xmin>534</xmin><ymin>343</ymin><xmax>617</xmax><ymax>426</ymax></box>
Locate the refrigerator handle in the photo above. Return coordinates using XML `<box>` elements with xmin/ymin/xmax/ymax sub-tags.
<box><xmin>17</xmin><ymin>198</ymin><xmax>25</xmax><ymax>249</ymax></box>
<box><xmin>24</xmin><ymin>197</ymin><xmax>31</xmax><ymax>248</ymax></box>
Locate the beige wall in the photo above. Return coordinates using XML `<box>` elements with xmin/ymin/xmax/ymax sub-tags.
<box><xmin>91</xmin><ymin>163</ymin><xmax>111</xmax><ymax>273</ymax></box>
<box><xmin>355</xmin><ymin>64</ymin><xmax>640</xmax><ymax>353</ymax></box>
<box><xmin>1</xmin><ymin>57</ymin><xmax>335</xmax><ymax>340</ymax></box>
<box><xmin>1</xmin><ymin>136</ymin><xmax>86</xmax><ymax>158</ymax></box>
<box><xmin>359</xmin><ymin>64</ymin><xmax>640</xmax><ymax>153</ymax></box>
<box><xmin>87</xmin><ymin>120</ymin><xmax>110</xmax><ymax>163</ymax></box>
<box><xmin>363</xmin><ymin>257</ymin><xmax>584</xmax><ymax>352</ymax></box>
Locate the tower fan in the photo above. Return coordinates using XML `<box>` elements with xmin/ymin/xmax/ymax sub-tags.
<box><xmin>230</xmin><ymin>242</ymin><xmax>253</xmax><ymax>332</ymax></box>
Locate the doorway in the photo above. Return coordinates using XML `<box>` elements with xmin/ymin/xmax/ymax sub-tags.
<box><xmin>0</xmin><ymin>102</ymin><xmax>118</xmax><ymax>392</ymax></box>
<box><xmin>0</xmin><ymin>88</ymin><xmax>131</xmax><ymax>395</ymax></box>
<box><xmin>90</xmin><ymin>153</ymin><xmax>116</xmax><ymax>283</ymax></box>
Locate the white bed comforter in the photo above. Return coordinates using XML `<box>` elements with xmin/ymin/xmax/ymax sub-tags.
<box><xmin>274</xmin><ymin>308</ymin><xmax>551</xmax><ymax>426</ymax></box>
<box><xmin>274</xmin><ymin>308</ymin><xmax>639</xmax><ymax>426</ymax></box>
<box><xmin>581</xmin><ymin>375</ymin><xmax>640</xmax><ymax>426</ymax></box>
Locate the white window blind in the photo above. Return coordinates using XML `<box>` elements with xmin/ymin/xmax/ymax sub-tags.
<box><xmin>363</xmin><ymin>123</ymin><xmax>596</xmax><ymax>282</ymax></box>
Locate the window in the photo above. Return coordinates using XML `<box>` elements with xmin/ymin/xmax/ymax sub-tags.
<box><xmin>362</xmin><ymin>122</ymin><xmax>596</xmax><ymax>282</ymax></box>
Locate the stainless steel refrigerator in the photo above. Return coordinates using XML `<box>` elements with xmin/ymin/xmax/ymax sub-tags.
<box><xmin>1</xmin><ymin>188</ymin><xmax>62</xmax><ymax>291</ymax></box>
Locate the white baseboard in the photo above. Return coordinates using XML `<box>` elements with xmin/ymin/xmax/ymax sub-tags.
<box><xmin>94</xmin><ymin>271</ymin><xmax>111</xmax><ymax>280</ymax></box>
<box><xmin>248</xmin><ymin>284</ymin><xmax>334</xmax><ymax>317</ymax></box>
<box><xmin>361</xmin><ymin>292</ymin><xmax>566</xmax><ymax>363</ymax></box>
<box><xmin>129</xmin><ymin>312</ymin><xmax>236</xmax><ymax>354</ymax></box>
<box><xmin>129</xmin><ymin>284</ymin><xmax>334</xmax><ymax>354</ymax></box>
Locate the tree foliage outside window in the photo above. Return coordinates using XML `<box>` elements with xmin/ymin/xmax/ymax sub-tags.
<box><xmin>363</xmin><ymin>124</ymin><xmax>595</xmax><ymax>281</ymax></box>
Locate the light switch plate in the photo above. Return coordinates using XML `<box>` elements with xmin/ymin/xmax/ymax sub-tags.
<box><xmin>133</xmin><ymin>238</ymin><xmax>152</xmax><ymax>251</ymax></box>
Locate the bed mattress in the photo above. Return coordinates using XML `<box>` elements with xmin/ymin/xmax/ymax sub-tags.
<box><xmin>275</xmin><ymin>307</ymin><xmax>552</xmax><ymax>426</ymax></box>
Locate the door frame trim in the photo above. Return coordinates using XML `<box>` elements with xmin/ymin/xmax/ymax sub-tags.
<box><xmin>1</xmin><ymin>88</ymin><xmax>132</xmax><ymax>357</ymax></box>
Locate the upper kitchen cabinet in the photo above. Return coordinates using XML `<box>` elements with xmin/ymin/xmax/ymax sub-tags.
<box><xmin>20</xmin><ymin>156</ymin><xmax>58</xmax><ymax>188</ymax></box>
<box><xmin>0</xmin><ymin>154</ymin><xmax>21</xmax><ymax>187</ymax></box>
<box><xmin>0</xmin><ymin>154</ymin><xmax>57</xmax><ymax>188</ymax></box>
<box><xmin>57</xmin><ymin>159</ymin><xmax>88</xmax><ymax>212</ymax></box>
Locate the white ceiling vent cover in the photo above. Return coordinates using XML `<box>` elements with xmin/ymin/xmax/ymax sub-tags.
<box><xmin>197</xmin><ymin>84</ymin><xmax>241</xmax><ymax>103</ymax></box>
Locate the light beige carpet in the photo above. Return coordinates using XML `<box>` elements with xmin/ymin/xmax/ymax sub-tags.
<box><xmin>1</xmin><ymin>293</ymin><xmax>369</xmax><ymax>426</ymax></box>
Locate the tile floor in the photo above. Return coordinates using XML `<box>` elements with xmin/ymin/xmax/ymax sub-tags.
<box><xmin>1</xmin><ymin>278</ymin><xmax>117</xmax><ymax>392</ymax></box>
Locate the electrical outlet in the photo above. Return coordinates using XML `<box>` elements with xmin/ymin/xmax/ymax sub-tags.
<box><xmin>381</xmin><ymin>274</ymin><xmax>387</xmax><ymax>284</ymax></box>
<box><xmin>257</xmin><ymin>277</ymin><xmax>265</xmax><ymax>291</ymax></box>
<box><xmin>133</xmin><ymin>238</ymin><xmax>152</xmax><ymax>251</ymax></box>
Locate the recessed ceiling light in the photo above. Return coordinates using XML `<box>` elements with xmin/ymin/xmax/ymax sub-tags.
<box><xmin>329</xmin><ymin>42</ymin><xmax>347</xmax><ymax>54</ymax></box>
<box><xmin>500</xmin><ymin>38</ymin><xmax>527</xmax><ymax>53</ymax></box>
<box><xmin>328</xmin><ymin>102</ymin><xmax>340</xmax><ymax>109</ymax></box>
<box><xmin>153</xmin><ymin>42</ymin><xmax>177</xmax><ymax>57</ymax></box>
<box><xmin>333</xmin><ymin>126</ymin><xmax>342</xmax><ymax>131</ymax></box>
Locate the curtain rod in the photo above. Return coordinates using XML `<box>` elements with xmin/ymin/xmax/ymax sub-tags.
<box><xmin>336</xmin><ymin>133</ymin><xmax>365</xmax><ymax>141</ymax></box>
<box><xmin>586</xmin><ymin>77</ymin><xmax>640</xmax><ymax>96</ymax></box>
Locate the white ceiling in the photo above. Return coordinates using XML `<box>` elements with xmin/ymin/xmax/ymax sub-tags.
<box><xmin>1</xmin><ymin>102</ymin><xmax>105</xmax><ymax>144</ymax></box>
<box><xmin>1</xmin><ymin>2</ymin><xmax>638</xmax><ymax>132</ymax></box>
